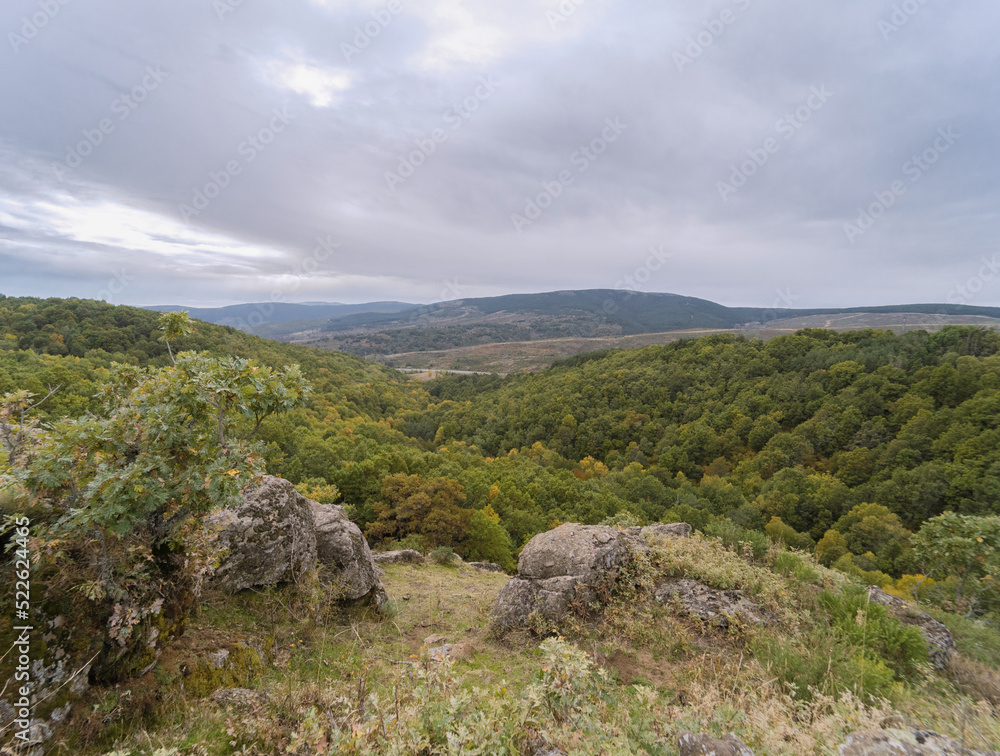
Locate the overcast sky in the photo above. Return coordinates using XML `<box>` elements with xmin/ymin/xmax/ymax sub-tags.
<box><xmin>1</xmin><ymin>0</ymin><xmax>998</xmax><ymax>308</ymax></box>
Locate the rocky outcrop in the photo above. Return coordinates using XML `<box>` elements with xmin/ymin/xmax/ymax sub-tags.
<box><xmin>678</xmin><ymin>732</ymin><xmax>755</xmax><ymax>756</ymax></box>
<box><xmin>208</xmin><ymin>476</ymin><xmax>317</xmax><ymax>593</ymax></box>
<box><xmin>372</xmin><ymin>549</ymin><xmax>424</xmax><ymax>565</ymax></box>
<box><xmin>209</xmin><ymin>476</ymin><xmax>385</xmax><ymax>605</ymax></box>
<box><xmin>655</xmin><ymin>579</ymin><xmax>769</xmax><ymax>628</ymax></box>
<box><xmin>468</xmin><ymin>561</ymin><xmax>506</xmax><ymax>573</ymax></box>
<box><xmin>310</xmin><ymin>501</ymin><xmax>386</xmax><ymax>605</ymax></box>
<box><xmin>839</xmin><ymin>728</ymin><xmax>1000</xmax><ymax>755</ymax></box>
<box><xmin>867</xmin><ymin>587</ymin><xmax>956</xmax><ymax>669</ymax></box>
<box><xmin>490</xmin><ymin>524</ymin><xmax>630</xmax><ymax>629</ymax></box>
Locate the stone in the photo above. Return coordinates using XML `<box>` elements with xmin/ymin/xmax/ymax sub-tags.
<box><xmin>426</xmin><ymin>644</ymin><xmax>454</xmax><ymax>662</ymax></box>
<box><xmin>468</xmin><ymin>561</ymin><xmax>506</xmax><ymax>573</ymax></box>
<box><xmin>210</xmin><ymin>688</ymin><xmax>266</xmax><ymax>710</ymax></box>
<box><xmin>655</xmin><ymin>579</ymin><xmax>768</xmax><ymax>628</ymax></box>
<box><xmin>372</xmin><ymin>549</ymin><xmax>424</xmax><ymax>565</ymax></box>
<box><xmin>490</xmin><ymin>578</ymin><xmax>539</xmax><ymax>628</ymax></box>
<box><xmin>491</xmin><ymin>524</ymin><xmax>630</xmax><ymax>629</ymax></box>
<box><xmin>677</xmin><ymin>732</ymin><xmax>755</xmax><ymax>756</ymax></box>
<box><xmin>208</xmin><ymin>476</ymin><xmax>317</xmax><ymax>593</ymax></box>
<box><xmin>642</xmin><ymin>522</ymin><xmax>693</xmax><ymax>539</ymax></box>
<box><xmin>208</xmin><ymin>649</ymin><xmax>230</xmax><ymax>669</ymax></box>
<box><xmin>309</xmin><ymin>501</ymin><xmax>385</xmax><ymax>604</ymax></box>
<box><xmin>207</xmin><ymin>476</ymin><xmax>386</xmax><ymax>605</ymax></box>
<box><xmin>867</xmin><ymin>586</ymin><xmax>956</xmax><ymax>669</ymax></box>
<box><xmin>839</xmin><ymin>728</ymin><xmax>998</xmax><ymax>755</ymax></box>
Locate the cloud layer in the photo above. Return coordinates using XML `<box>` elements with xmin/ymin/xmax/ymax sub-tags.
<box><xmin>1</xmin><ymin>0</ymin><xmax>998</xmax><ymax>308</ymax></box>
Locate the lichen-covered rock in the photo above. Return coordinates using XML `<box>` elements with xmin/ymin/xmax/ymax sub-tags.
<box><xmin>211</xmin><ymin>687</ymin><xmax>266</xmax><ymax>710</ymax></box>
<box><xmin>655</xmin><ymin>579</ymin><xmax>768</xmax><ymax>628</ymax></box>
<box><xmin>209</xmin><ymin>477</ymin><xmax>386</xmax><ymax>605</ymax></box>
<box><xmin>372</xmin><ymin>549</ymin><xmax>424</xmax><ymax>565</ymax></box>
<box><xmin>867</xmin><ymin>587</ymin><xmax>956</xmax><ymax>669</ymax></box>
<box><xmin>491</xmin><ymin>524</ymin><xmax>630</xmax><ymax>628</ymax></box>
<box><xmin>468</xmin><ymin>561</ymin><xmax>505</xmax><ymax>573</ymax></box>
<box><xmin>208</xmin><ymin>476</ymin><xmax>317</xmax><ymax>593</ymax></box>
<box><xmin>839</xmin><ymin>728</ymin><xmax>998</xmax><ymax>755</ymax></box>
<box><xmin>518</xmin><ymin>523</ymin><xmax>629</xmax><ymax>583</ymax></box>
<box><xmin>678</xmin><ymin>732</ymin><xmax>755</xmax><ymax>756</ymax></box>
<box><xmin>642</xmin><ymin>523</ymin><xmax>693</xmax><ymax>539</ymax></box>
<box><xmin>310</xmin><ymin>501</ymin><xmax>385</xmax><ymax>605</ymax></box>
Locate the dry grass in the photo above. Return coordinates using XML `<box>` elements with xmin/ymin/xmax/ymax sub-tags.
<box><xmin>57</xmin><ymin>544</ymin><xmax>1000</xmax><ymax>755</ymax></box>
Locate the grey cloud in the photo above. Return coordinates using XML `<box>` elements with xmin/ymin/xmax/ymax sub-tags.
<box><xmin>0</xmin><ymin>0</ymin><xmax>998</xmax><ymax>307</ymax></box>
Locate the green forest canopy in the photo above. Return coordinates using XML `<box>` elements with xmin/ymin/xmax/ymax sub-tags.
<box><xmin>4</xmin><ymin>295</ymin><xmax>1000</xmax><ymax>596</ymax></box>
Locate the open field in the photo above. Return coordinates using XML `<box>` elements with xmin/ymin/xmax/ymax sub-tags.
<box><xmin>379</xmin><ymin>313</ymin><xmax>1000</xmax><ymax>373</ymax></box>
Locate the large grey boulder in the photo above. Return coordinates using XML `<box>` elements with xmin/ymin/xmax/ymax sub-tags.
<box><xmin>678</xmin><ymin>732</ymin><xmax>755</xmax><ymax>756</ymax></box>
<box><xmin>491</xmin><ymin>524</ymin><xmax>630</xmax><ymax>629</ymax></box>
<box><xmin>208</xmin><ymin>476</ymin><xmax>317</xmax><ymax>593</ymax></box>
<box><xmin>372</xmin><ymin>549</ymin><xmax>424</xmax><ymax>565</ymax></box>
<box><xmin>209</xmin><ymin>476</ymin><xmax>385</xmax><ymax>605</ymax></box>
<box><xmin>310</xmin><ymin>501</ymin><xmax>385</xmax><ymax>605</ymax></box>
<box><xmin>655</xmin><ymin>579</ymin><xmax>769</xmax><ymax>628</ymax></box>
<box><xmin>867</xmin><ymin>587</ymin><xmax>956</xmax><ymax>669</ymax></box>
<box><xmin>839</xmin><ymin>728</ymin><xmax>1000</xmax><ymax>755</ymax></box>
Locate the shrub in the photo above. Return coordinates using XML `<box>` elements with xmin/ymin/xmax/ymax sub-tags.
<box><xmin>704</xmin><ymin>519</ymin><xmax>770</xmax><ymax>561</ymax></box>
<box><xmin>765</xmin><ymin>517</ymin><xmax>815</xmax><ymax>551</ymax></box>
<box><xmin>429</xmin><ymin>546</ymin><xmax>458</xmax><ymax>565</ymax></box>
<box><xmin>773</xmin><ymin>551</ymin><xmax>820</xmax><ymax>584</ymax></box>
<box><xmin>752</xmin><ymin>630</ymin><xmax>897</xmax><ymax>703</ymax></box>
<box><xmin>817</xmin><ymin>586</ymin><xmax>929</xmax><ymax>681</ymax></box>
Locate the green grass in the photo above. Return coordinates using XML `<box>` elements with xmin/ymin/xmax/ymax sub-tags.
<box><xmin>926</xmin><ymin>608</ymin><xmax>1000</xmax><ymax>668</ymax></box>
<box><xmin>58</xmin><ymin>538</ymin><xmax>1000</xmax><ymax>756</ymax></box>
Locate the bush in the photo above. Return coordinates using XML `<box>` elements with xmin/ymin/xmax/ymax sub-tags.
<box><xmin>818</xmin><ymin>586</ymin><xmax>929</xmax><ymax>681</ymax></box>
<box><xmin>661</xmin><ymin>503</ymin><xmax>714</xmax><ymax>533</ymax></box>
<box><xmin>704</xmin><ymin>519</ymin><xmax>770</xmax><ymax>561</ymax></box>
<box><xmin>773</xmin><ymin>551</ymin><xmax>820</xmax><ymax>584</ymax></box>
<box><xmin>751</xmin><ymin>630</ymin><xmax>897</xmax><ymax>703</ymax></box>
<box><xmin>765</xmin><ymin>517</ymin><xmax>815</xmax><ymax>551</ymax></box>
<box><xmin>429</xmin><ymin>546</ymin><xmax>458</xmax><ymax>565</ymax></box>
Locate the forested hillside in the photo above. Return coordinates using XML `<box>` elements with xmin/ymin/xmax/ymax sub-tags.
<box><xmin>3</xmin><ymin>296</ymin><xmax>999</xmax><ymax>616</ymax></box>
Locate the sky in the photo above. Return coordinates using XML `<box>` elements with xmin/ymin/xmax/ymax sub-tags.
<box><xmin>0</xmin><ymin>0</ymin><xmax>998</xmax><ymax>309</ymax></box>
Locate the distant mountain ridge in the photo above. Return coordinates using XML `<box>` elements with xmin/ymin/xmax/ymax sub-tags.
<box><xmin>147</xmin><ymin>290</ymin><xmax>1000</xmax><ymax>363</ymax></box>
<box><xmin>145</xmin><ymin>301</ymin><xmax>416</xmax><ymax>329</ymax></box>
